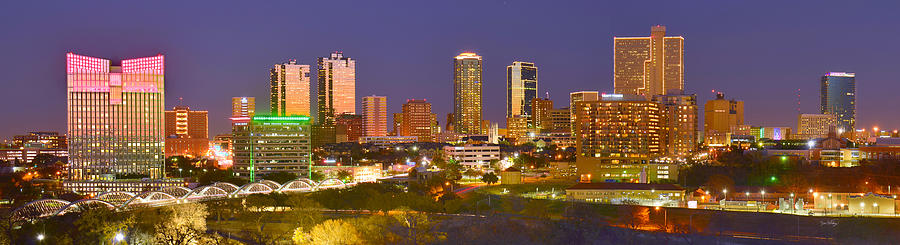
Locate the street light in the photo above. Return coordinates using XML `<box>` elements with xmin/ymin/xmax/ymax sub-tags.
<box><xmin>114</xmin><ymin>233</ymin><xmax>124</xmax><ymax>243</ymax></box>
<box><xmin>37</xmin><ymin>234</ymin><xmax>44</xmax><ymax>241</ymax></box>
<box><xmin>723</xmin><ymin>189</ymin><xmax>727</xmax><ymax>202</ymax></box>
<box><xmin>760</xmin><ymin>190</ymin><xmax>766</xmax><ymax>212</ymax></box>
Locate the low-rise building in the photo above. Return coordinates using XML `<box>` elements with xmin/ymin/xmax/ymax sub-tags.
<box><xmin>443</xmin><ymin>144</ymin><xmax>500</xmax><ymax>169</ymax></box>
<box><xmin>848</xmin><ymin>193</ymin><xmax>895</xmax><ymax>214</ymax></box>
<box><xmin>566</xmin><ymin>182</ymin><xmax>685</xmax><ymax>206</ymax></box>
<box><xmin>577</xmin><ymin>161</ymin><xmax>678</xmax><ymax>183</ymax></box>
<box><xmin>500</xmin><ymin>167</ymin><xmax>522</xmax><ymax>184</ymax></box>
<box><xmin>63</xmin><ymin>179</ymin><xmax>187</xmax><ymax>195</ymax></box>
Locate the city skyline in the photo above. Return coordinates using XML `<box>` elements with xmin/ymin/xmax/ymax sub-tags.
<box><xmin>3</xmin><ymin>1</ymin><xmax>900</xmax><ymax>139</ymax></box>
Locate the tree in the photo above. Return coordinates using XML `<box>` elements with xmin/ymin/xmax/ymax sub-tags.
<box><xmin>154</xmin><ymin>203</ymin><xmax>209</xmax><ymax>245</ymax></box>
<box><xmin>463</xmin><ymin>168</ymin><xmax>483</xmax><ymax>178</ymax></box>
<box><xmin>309</xmin><ymin>171</ymin><xmax>326</xmax><ymax>182</ymax></box>
<box><xmin>292</xmin><ymin>219</ymin><xmax>363</xmax><ymax>245</ymax></box>
<box><xmin>336</xmin><ymin>170</ymin><xmax>354</xmax><ymax>182</ymax></box>
<box><xmin>481</xmin><ymin>172</ymin><xmax>499</xmax><ymax>185</ymax></box>
<box><xmin>286</xmin><ymin>195</ymin><xmax>324</xmax><ymax>230</ymax></box>
<box><xmin>704</xmin><ymin>174</ymin><xmax>734</xmax><ymax>200</ymax></box>
<box><xmin>72</xmin><ymin>208</ymin><xmax>135</xmax><ymax>244</ymax></box>
<box><xmin>387</xmin><ymin>207</ymin><xmax>445</xmax><ymax>244</ymax></box>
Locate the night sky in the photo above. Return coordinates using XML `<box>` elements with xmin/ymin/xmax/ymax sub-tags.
<box><xmin>2</xmin><ymin>0</ymin><xmax>900</xmax><ymax>139</ymax></box>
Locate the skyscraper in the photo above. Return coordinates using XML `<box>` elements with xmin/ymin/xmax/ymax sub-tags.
<box><xmin>362</xmin><ymin>95</ymin><xmax>387</xmax><ymax>137</ymax></box>
<box><xmin>66</xmin><ymin>53</ymin><xmax>165</xmax><ymax>180</ymax></box>
<box><xmin>704</xmin><ymin>93</ymin><xmax>744</xmax><ymax>146</ymax></box>
<box><xmin>164</xmin><ymin>106</ymin><xmax>209</xmax><ymax>157</ymax></box>
<box><xmin>401</xmin><ymin>99</ymin><xmax>436</xmax><ymax>142</ymax></box>
<box><xmin>507</xmin><ymin>61</ymin><xmax>538</xmax><ymax>118</ymax></box>
<box><xmin>232</xmin><ymin>97</ymin><xmax>255</xmax><ymax>118</ymax></box>
<box><xmin>569</xmin><ymin>91</ymin><xmax>599</xmax><ymax>134</ymax></box>
<box><xmin>821</xmin><ymin>72</ymin><xmax>856</xmax><ymax>132</ymax></box>
<box><xmin>531</xmin><ymin>98</ymin><xmax>553</xmax><ymax>132</ymax></box>
<box><xmin>317</xmin><ymin>52</ymin><xmax>356</xmax><ymax>125</ymax></box>
<box><xmin>452</xmin><ymin>52</ymin><xmax>483</xmax><ymax>135</ymax></box>
<box><xmin>270</xmin><ymin>59</ymin><xmax>311</xmax><ymax>117</ymax></box>
<box><xmin>614</xmin><ymin>25</ymin><xmax>684</xmax><ymax>96</ymax></box>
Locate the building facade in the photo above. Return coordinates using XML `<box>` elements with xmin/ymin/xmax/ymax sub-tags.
<box><xmin>443</xmin><ymin>144</ymin><xmax>500</xmax><ymax>169</ymax></box>
<box><xmin>452</xmin><ymin>52</ymin><xmax>483</xmax><ymax>135</ymax></box>
<box><xmin>653</xmin><ymin>92</ymin><xmax>698</xmax><ymax>156</ymax></box>
<box><xmin>531</xmin><ymin>98</ymin><xmax>553</xmax><ymax>132</ymax></box>
<box><xmin>362</xmin><ymin>95</ymin><xmax>387</xmax><ymax>137</ymax></box>
<box><xmin>614</xmin><ymin>25</ymin><xmax>684</xmax><ymax>96</ymax></box>
<box><xmin>335</xmin><ymin>113</ymin><xmax>363</xmax><ymax>143</ymax></box>
<box><xmin>704</xmin><ymin>93</ymin><xmax>744</xmax><ymax>146</ymax></box>
<box><xmin>400</xmin><ymin>99</ymin><xmax>436</xmax><ymax>142</ymax></box>
<box><xmin>232</xmin><ymin>97</ymin><xmax>255</xmax><ymax>118</ymax></box>
<box><xmin>574</xmin><ymin>94</ymin><xmax>661</xmax><ymax>166</ymax></box>
<box><xmin>797</xmin><ymin>114</ymin><xmax>838</xmax><ymax>140</ymax></box>
<box><xmin>549</xmin><ymin>108</ymin><xmax>571</xmax><ymax>133</ymax></box>
<box><xmin>506</xmin><ymin>61</ymin><xmax>538</xmax><ymax>119</ymax></box>
<box><xmin>231</xmin><ymin>116</ymin><xmax>312</xmax><ymax>181</ymax></box>
<box><xmin>821</xmin><ymin>72</ymin><xmax>856</xmax><ymax>133</ymax></box>
<box><xmin>505</xmin><ymin>115</ymin><xmax>529</xmax><ymax>143</ymax></box>
<box><xmin>317</xmin><ymin>52</ymin><xmax>356</xmax><ymax>125</ymax></box>
<box><xmin>66</xmin><ymin>53</ymin><xmax>165</xmax><ymax>180</ymax></box>
<box><xmin>13</xmin><ymin>132</ymin><xmax>67</xmax><ymax>149</ymax></box>
<box><xmin>270</xmin><ymin>59</ymin><xmax>311</xmax><ymax>117</ymax></box>
<box><xmin>569</xmin><ymin>91</ymin><xmax>599</xmax><ymax>134</ymax></box>
<box><xmin>164</xmin><ymin>106</ymin><xmax>209</xmax><ymax>157</ymax></box>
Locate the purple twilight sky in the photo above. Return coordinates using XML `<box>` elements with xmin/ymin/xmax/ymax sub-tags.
<box><xmin>1</xmin><ymin>0</ymin><xmax>900</xmax><ymax>139</ymax></box>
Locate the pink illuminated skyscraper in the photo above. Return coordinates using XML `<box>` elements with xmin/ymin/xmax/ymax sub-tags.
<box><xmin>317</xmin><ymin>52</ymin><xmax>356</xmax><ymax>125</ymax></box>
<box><xmin>66</xmin><ymin>53</ymin><xmax>165</xmax><ymax>180</ymax></box>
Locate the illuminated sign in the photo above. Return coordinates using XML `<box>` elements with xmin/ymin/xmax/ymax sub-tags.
<box><xmin>601</xmin><ymin>94</ymin><xmax>624</xmax><ymax>98</ymax></box>
<box><xmin>826</xmin><ymin>72</ymin><xmax>855</xmax><ymax>77</ymax></box>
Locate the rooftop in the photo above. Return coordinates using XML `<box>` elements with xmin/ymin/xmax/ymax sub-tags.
<box><xmin>566</xmin><ymin>182</ymin><xmax>684</xmax><ymax>191</ymax></box>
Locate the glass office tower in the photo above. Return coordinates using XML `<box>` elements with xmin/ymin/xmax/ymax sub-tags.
<box><xmin>66</xmin><ymin>53</ymin><xmax>165</xmax><ymax>180</ymax></box>
<box><xmin>821</xmin><ymin>72</ymin><xmax>856</xmax><ymax>132</ymax></box>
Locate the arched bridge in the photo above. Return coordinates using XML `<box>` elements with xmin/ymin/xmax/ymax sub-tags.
<box><xmin>11</xmin><ymin>178</ymin><xmax>349</xmax><ymax>223</ymax></box>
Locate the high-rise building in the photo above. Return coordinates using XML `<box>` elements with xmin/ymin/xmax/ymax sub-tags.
<box><xmin>362</xmin><ymin>95</ymin><xmax>387</xmax><ymax>137</ymax></box>
<box><xmin>391</xmin><ymin>113</ymin><xmax>403</xmax><ymax>136</ymax></box>
<box><xmin>570</xmin><ymin>91</ymin><xmax>599</xmax><ymax>134</ymax></box>
<box><xmin>165</xmin><ymin>106</ymin><xmax>208</xmax><ymax>139</ymax></box>
<box><xmin>614</xmin><ymin>25</ymin><xmax>684</xmax><ymax>96</ymax></box>
<box><xmin>317</xmin><ymin>52</ymin><xmax>356</xmax><ymax>125</ymax></box>
<box><xmin>574</xmin><ymin>94</ymin><xmax>668</xmax><ymax>182</ymax></box>
<box><xmin>797</xmin><ymin>114</ymin><xmax>838</xmax><ymax>140</ymax></box>
<box><xmin>66</xmin><ymin>53</ymin><xmax>165</xmax><ymax>180</ymax></box>
<box><xmin>336</xmin><ymin>113</ymin><xmax>363</xmax><ymax>143</ymax></box>
<box><xmin>164</xmin><ymin>106</ymin><xmax>209</xmax><ymax>157</ymax></box>
<box><xmin>703</xmin><ymin>93</ymin><xmax>744</xmax><ymax>146</ymax></box>
<box><xmin>507</xmin><ymin>61</ymin><xmax>538</xmax><ymax>118</ymax></box>
<box><xmin>400</xmin><ymin>99</ymin><xmax>436</xmax><ymax>142</ymax></box>
<box><xmin>13</xmin><ymin>132</ymin><xmax>67</xmax><ymax>149</ymax></box>
<box><xmin>652</xmin><ymin>92</ymin><xmax>698</xmax><ymax>156</ymax></box>
<box><xmin>821</xmin><ymin>72</ymin><xmax>856</xmax><ymax>132</ymax></box>
<box><xmin>549</xmin><ymin>108</ymin><xmax>572</xmax><ymax>133</ymax></box>
<box><xmin>232</xmin><ymin>116</ymin><xmax>311</xmax><ymax>181</ymax></box>
<box><xmin>531</xmin><ymin>98</ymin><xmax>553</xmax><ymax>132</ymax></box>
<box><xmin>270</xmin><ymin>59</ymin><xmax>311</xmax><ymax>117</ymax></box>
<box><xmin>232</xmin><ymin>97</ymin><xmax>255</xmax><ymax>118</ymax></box>
<box><xmin>452</xmin><ymin>52</ymin><xmax>483</xmax><ymax>135</ymax></box>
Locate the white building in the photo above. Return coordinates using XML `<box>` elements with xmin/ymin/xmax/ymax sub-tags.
<box><xmin>443</xmin><ymin>144</ymin><xmax>500</xmax><ymax>169</ymax></box>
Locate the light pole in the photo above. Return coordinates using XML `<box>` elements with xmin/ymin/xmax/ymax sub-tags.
<box><xmin>790</xmin><ymin>193</ymin><xmax>795</xmax><ymax>214</ymax></box>
<box><xmin>114</xmin><ymin>232</ymin><xmax>124</xmax><ymax>244</ymax></box>
<box><xmin>760</xmin><ymin>190</ymin><xmax>766</xmax><ymax>212</ymax></box>
<box><xmin>36</xmin><ymin>234</ymin><xmax>44</xmax><ymax>243</ymax></box>
<box><xmin>655</xmin><ymin>206</ymin><xmax>667</xmax><ymax>231</ymax></box>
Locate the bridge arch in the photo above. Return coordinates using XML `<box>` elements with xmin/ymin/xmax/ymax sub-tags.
<box><xmin>95</xmin><ymin>191</ymin><xmax>137</xmax><ymax>206</ymax></box>
<box><xmin>278</xmin><ymin>178</ymin><xmax>315</xmax><ymax>192</ymax></box>
<box><xmin>316</xmin><ymin>178</ymin><xmax>348</xmax><ymax>190</ymax></box>
<box><xmin>10</xmin><ymin>199</ymin><xmax>70</xmax><ymax>222</ymax></box>
<box><xmin>53</xmin><ymin>199</ymin><xmax>116</xmax><ymax>216</ymax></box>
<box><xmin>235</xmin><ymin>182</ymin><xmax>275</xmax><ymax>195</ymax></box>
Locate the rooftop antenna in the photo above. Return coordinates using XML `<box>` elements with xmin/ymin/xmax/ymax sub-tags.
<box><xmin>546</xmin><ymin>91</ymin><xmax>550</xmax><ymax>100</ymax></box>
<box><xmin>178</xmin><ymin>97</ymin><xmax>184</xmax><ymax>107</ymax></box>
<box><xmin>796</xmin><ymin>88</ymin><xmax>801</xmax><ymax>115</ymax></box>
